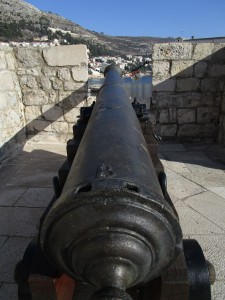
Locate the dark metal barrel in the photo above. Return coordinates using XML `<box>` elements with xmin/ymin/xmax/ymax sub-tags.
<box><xmin>40</xmin><ymin>65</ymin><xmax>182</xmax><ymax>296</ymax></box>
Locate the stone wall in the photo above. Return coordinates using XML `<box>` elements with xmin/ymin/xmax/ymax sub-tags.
<box><xmin>0</xmin><ymin>44</ymin><xmax>88</xmax><ymax>160</ymax></box>
<box><xmin>152</xmin><ymin>42</ymin><xmax>225</xmax><ymax>145</ymax></box>
<box><xmin>0</xmin><ymin>46</ymin><xmax>25</xmax><ymax>159</ymax></box>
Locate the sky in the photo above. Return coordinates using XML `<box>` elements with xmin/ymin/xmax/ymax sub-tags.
<box><xmin>25</xmin><ymin>0</ymin><xmax>225</xmax><ymax>38</ymax></box>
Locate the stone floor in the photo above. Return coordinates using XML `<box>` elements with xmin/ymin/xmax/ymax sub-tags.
<box><xmin>0</xmin><ymin>141</ymin><xmax>225</xmax><ymax>300</ymax></box>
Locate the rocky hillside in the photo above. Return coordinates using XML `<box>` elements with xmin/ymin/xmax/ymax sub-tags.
<box><xmin>0</xmin><ymin>0</ymin><xmax>175</xmax><ymax>55</ymax></box>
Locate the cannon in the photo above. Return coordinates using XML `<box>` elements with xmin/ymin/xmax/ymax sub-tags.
<box><xmin>15</xmin><ymin>65</ymin><xmax>214</xmax><ymax>300</ymax></box>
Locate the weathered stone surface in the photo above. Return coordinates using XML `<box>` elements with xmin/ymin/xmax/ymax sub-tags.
<box><xmin>23</xmin><ymin>90</ymin><xmax>48</xmax><ymax>105</ymax></box>
<box><xmin>176</xmin><ymin>78</ymin><xmax>200</xmax><ymax>92</ymax></box>
<box><xmin>43</xmin><ymin>45</ymin><xmax>88</xmax><ymax>67</ymax></box>
<box><xmin>197</xmin><ymin>107</ymin><xmax>219</xmax><ymax>124</ymax></box>
<box><xmin>0</xmin><ymin>70</ymin><xmax>16</xmax><ymax>91</ymax></box>
<box><xmin>20</xmin><ymin>75</ymin><xmax>38</xmax><ymax>89</ymax></box>
<box><xmin>64</xmin><ymin>81</ymin><xmax>85</xmax><ymax>91</ymax></box>
<box><xmin>41</xmin><ymin>66</ymin><xmax>56</xmax><ymax>76</ymax></box>
<box><xmin>160</xmin><ymin>124</ymin><xmax>177</xmax><ymax>136</ymax></box>
<box><xmin>192</xmin><ymin>43</ymin><xmax>214</xmax><ymax>60</ymax></box>
<box><xmin>0</xmin><ymin>51</ymin><xmax>7</xmax><ymax>69</ymax></box>
<box><xmin>169</xmin><ymin>108</ymin><xmax>177</xmax><ymax>122</ymax></box>
<box><xmin>201</xmin><ymin>78</ymin><xmax>218</xmax><ymax>92</ymax></box>
<box><xmin>152</xmin><ymin>78</ymin><xmax>176</xmax><ymax>92</ymax></box>
<box><xmin>51</xmin><ymin>122</ymin><xmax>69</xmax><ymax>133</ymax></box>
<box><xmin>152</xmin><ymin>61</ymin><xmax>170</xmax><ymax>78</ymax></box>
<box><xmin>15</xmin><ymin>47</ymin><xmax>43</xmax><ymax>67</ymax></box>
<box><xmin>194</xmin><ymin>61</ymin><xmax>208</xmax><ymax>78</ymax></box>
<box><xmin>25</xmin><ymin>105</ymin><xmax>41</xmax><ymax>121</ymax></box>
<box><xmin>153</xmin><ymin>43</ymin><xmax>193</xmax><ymax>60</ymax></box>
<box><xmin>42</xmin><ymin>104</ymin><xmax>63</xmax><ymax>121</ymax></box>
<box><xmin>0</xmin><ymin>92</ymin><xmax>18</xmax><ymax>110</ymax></box>
<box><xmin>17</xmin><ymin>67</ymin><xmax>41</xmax><ymax>76</ymax></box>
<box><xmin>199</xmin><ymin>123</ymin><xmax>217</xmax><ymax>137</ymax></box>
<box><xmin>200</xmin><ymin>93</ymin><xmax>214</xmax><ymax>106</ymax></box>
<box><xmin>5</xmin><ymin>51</ymin><xmax>16</xmax><ymax>70</ymax></box>
<box><xmin>171</xmin><ymin>60</ymin><xmax>194</xmax><ymax>77</ymax></box>
<box><xmin>27</xmin><ymin>119</ymin><xmax>51</xmax><ymax>132</ymax></box>
<box><xmin>40</xmin><ymin>77</ymin><xmax>52</xmax><ymax>91</ymax></box>
<box><xmin>57</xmin><ymin>68</ymin><xmax>71</xmax><ymax>81</ymax></box>
<box><xmin>159</xmin><ymin>109</ymin><xmax>169</xmax><ymax>123</ymax></box>
<box><xmin>51</xmin><ymin>78</ymin><xmax>63</xmax><ymax>90</ymax></box>
<box><xmin>208</xmin><ymin>64</ymin><xmax>225</xmax><ymax>77</ymax></box>
<box><xmin>64</xmin><ymin>108</ymin><xmax>80</xmax><ymax>123</ymax></box>
<box><xmin>71</xmin><ymin>66</ymin><xmax>88</xmax><ymax>82</ymax></box>
<box><xmin>177</xmin><ymin>124</ymin><xmax>200</xmax><ymax>136</ymax></box>
<box><xmin>177</xmin><ymin>108</ymin><xmax>195</xmax><ymax>124</ymax></box>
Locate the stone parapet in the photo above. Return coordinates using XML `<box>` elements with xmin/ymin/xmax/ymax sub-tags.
<box><xmin>152</xmin><ymin>42</ymin><xmax>225</xmax><ymax>144</ymax></box>
<box><xmin>0</xmin><ymin>44</ymin><xmax>88</xmax><ymax>160</ymax></box>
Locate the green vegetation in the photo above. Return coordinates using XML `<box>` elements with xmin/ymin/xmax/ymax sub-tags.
<box><xmin>48</xmin><ymin>30</ymin><xmax>119</xmax><ymax>57</ymax></box>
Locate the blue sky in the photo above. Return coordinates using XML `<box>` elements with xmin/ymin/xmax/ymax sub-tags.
<box><xmin>25</xmin><ymin>0</ymin><xmax>225</xmax><ymax>38</ymax></box>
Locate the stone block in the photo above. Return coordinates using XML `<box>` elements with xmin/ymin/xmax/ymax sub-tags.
<box><xmin>153</xmin><ymin>43</ymin><xmax>193</xmax><ymax>60</ymax></box>
<box><xmin>159</xmin><ymin>109</ymin><xmax>169</xmax><ymax>123</ymax></box>
<box><xmin>0</xmin><ymin>188</ymin><xmax>26</xmax><ymax>206</ymax></box>
<box><xmin>199</xmin><ymin>123</ymin><xmax>217</xmax><ymax>137</ymax></box>
<box><xmin>176</xmin><ymin>78</ymin><xmax>200</xmax><ymax>92</ymax></box>
<box><xmin>0</xmin><ymin>237</ymin><xmax>32</xmax><ymax>282</ymax></box>
<box><xmin>48</xmin><ymin>91</ymin><xmax>58</xmax><ymax>103</ymax></box>
<box><xmin>71</xmin><ymin>66</ymin><xmax>88</xmax><ymax>82</ymax></box>
<box><xmin>43</xmin><ymin>45</ymin><xmax>88</xmax><ymax>67</ymax></box>
<box><xmin>194</xmin><ymin>61</ymin><xmax>208</xmax><ymax>78</ymax></box>
<box><xmin>51</xmin><ymin>121</ymin><xmax>69</xmax><ymax>133</ymax></box>
<box><xmin>41</xmin><ymin>66</ymin><xmax>56</xmax><ymax>76</ymax></box>
<box><xmin>57</xmin><ymin>68</ymin><xmax>71</xmax><ymax>81</ymax></box>
<box><xmin>208</xmin><ymin>64</ymin><xmax>225</xmax><ymax>77</ymax></box>
<box><xmin>20</xmin><ymin>75</ymin><xmax>38</xmax><ymax>89</ymax></box>
<box><xmin>197</xmin><ymin>107</ymin><xmax>219</xmax><ymax>124</ymax></box>
<box><xmin>0</xmin><ymin>51</ymin><xmax>7</xmax><ymax>69</ymax></box>
<box><xmin>0</xmin><ymin>70</ymin><xmax>16</xmax><ymax>91</ymax></box>
<box><xmin>23</xmin><ymin>90</ymin><xmax>49</xmax><ymax>105</ymax></box>
<box><xmin>64</xmin><ymin>107</ymin><xmax>80</xmax><ymax>123</ymax></box>
<box><xmin>0</xmin><ymin>91</ymin><xmax>18</xmax><ymax>110</ymax></box>
<box><xmin>177</xmin><ymin>124</ymin><xmax>200</xmax><ymax>136</ymax></box>
<box><xmin>177</xmin><ymin>108</ymin><xmax>195</xmax><ymax>124</ymax></box>
<box><xmin>192</xmin><ymin>43</ymin><xmax>214</xmax><ymax>60</ymax></box>
<box><xmin>51</xmin><ymin>78</ymin><xmax>63</xmax><ymax>90</ymax></box>
<box><xmin>25</xmin><ymin>105</ymin><xmax>41</xmax><ymax>121</ymax></box>
<box><xmin>179</xmin><ymin>93</ymin><xmax>202</xmax><ymax>108</ymax></box>
<box><xmin>160</xmin><ymin>124</ymin><xmax>177</xmax><ymax>136</ymax></box>
<box><xmin>201</xmin><ymin>78</ymin><xmax>218</xmax><ymax>92</ymax></box>
<box><xmin>15</xmin><ymin>187</ymin><xmax>54</xmax><ymax>207</ymax></box>
<box><xmin>171</xmin><ymin>60</ymin><xmax>194</xmax><ymax>77</ymax></box>
<box><xmin>42</xmin><ymin>104</ymin><xmax>63</xmax><ymax>121</ymax></box>
<box><xmin>0</xmin><ymin>207</ymin><xmax>44</xmax><ymax>236</ymax></box>
<box><xmin>185</xmin><ymin>191</ymin><xmax>225</xmax><ymax>230</ymax></box>
<box><xmin>200</xmin><ymin>92</ymin><xmax>214</xmax><ymax>106</ymax></box>
<box><xmin>169</xmin><ymin>108</ymin><xmax>177</xmax><ymax>122</ymax></box>
<box><xmin>15</xmin><ymin>47</ymin><xmax>43</xmax><ymax>67</ymax></box>
<box><xmin>176</xmin><ymin>206</ymin><xmax>223</xmax><ymax>234</ymax></box>
<box><xmin>152</xmin><ymin>61</ymin><xmax>170</xmax><ymax>78</ymax></box>
<box><xmin>64</xmin><ymin>81</ymin><xmax>83</xmax><ymax>91</ymax></box>
<box><xmin>152</xmin><ymin>78</ymin><xmax>176</xmax><ymax>92</ymax></box>
<box><xmin>27</xmin><ymin>119</ymin><xmax>51</xmax><ymax>132</ymax></box>
<box><xmin>5</xmin><ymin>50</ymin><xmax>16</xmax><ymax>70</ymax></box>
<box><xmin>40</xmin><ymin>77</ymin><xmax>52</xmax><ymax>91</ymax></box>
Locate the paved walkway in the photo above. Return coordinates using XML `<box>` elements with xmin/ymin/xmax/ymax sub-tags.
<box><xmin>0</xmin><ymin>142</ymin><xmax>224</xmax><ymax>299</ymax></box>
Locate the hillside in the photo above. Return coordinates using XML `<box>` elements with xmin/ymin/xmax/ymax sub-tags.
<box><xmin>0</xmin><ymin>0</ymin><xmax>175</xmax><ymax>55</ymax></box>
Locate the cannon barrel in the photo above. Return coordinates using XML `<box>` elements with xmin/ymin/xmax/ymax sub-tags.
<box><xmin>40</xmin><ymin>65</ymin><xmax>182</xmax><ymax>297</ymax></box>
